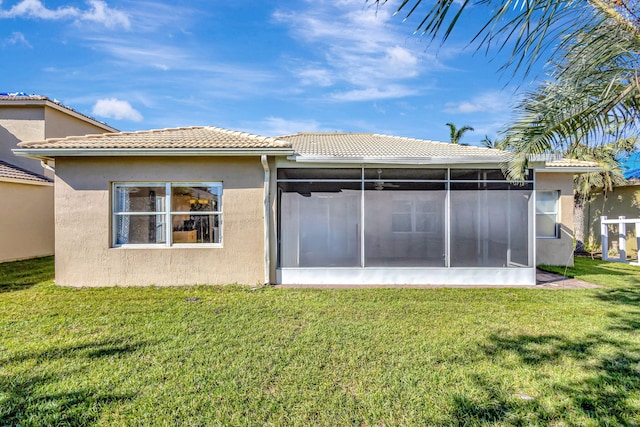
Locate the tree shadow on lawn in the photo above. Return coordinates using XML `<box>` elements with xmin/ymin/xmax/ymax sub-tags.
<box><xmin>451</xmin><ymin>332</ymin><xmax>640</xmax><ymax>425</ymax></box>
<box><xmin>0</xmin><ymin>256</ymin><xmax>54</xmax><ymax>293</ymax></box>
<box><xmin>1</xmin><ymin>337</ymin><xmax>157</xmax><ymax>365</ymax></box>
<box><xmin>0</xmin><ymin>338</ymin><xmax>151</xmax><ymax>426</ymax></box>
<box><xmin>0</xmin><ymin>372</ymin><xmax>136</xmax><ymax>427</ymax></box>
<box><xmin>450</xmin><ymin>294</ymin><xmax>640</xmax><ymax>424</ymax></box>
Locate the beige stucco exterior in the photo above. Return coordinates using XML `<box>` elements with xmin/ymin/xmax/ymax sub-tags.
<box><xmin>584</xmin><ymin>184</ymin><xmax>640</xmax><ymax>257</ymax></box>
<box><xmin>0</xmin><ymin>99</ymin><xmax>117</xmax><ymax>263</ymax></box>
<box><xmin>0</xmin><ymin>180</ymin><xmax>54</xmax><ymax>262</ymax></box>
<box><xmin>1</xmin><ymin>102</ymin><xmax>114</xmax><ymax>175</ymax></box>
<box><xmin>535</xmin><ymin>171</ymin><xmax>575</xmax><ymax>266</ymax></box>
<box><xmin>54</xmin><ymin>156</ymin><xmax>266</xmax><ymax>287</ymax></box>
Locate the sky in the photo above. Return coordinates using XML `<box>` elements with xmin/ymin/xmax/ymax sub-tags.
<box><xmin>0</xmin><ymin>0</ymin><xmax>550</xmax><ymax>144</ymax></box>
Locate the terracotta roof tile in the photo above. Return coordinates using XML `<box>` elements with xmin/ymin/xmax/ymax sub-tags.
<box><xmin>0</xmin><ymin>160</ymin><xmax>52</xmax><ymax>183</ymax></box>
<box><xmin>279</xmin><ymin>132</ymin><xmax>507</xmax><ymax>158</ymax></box>
<box><xmin>18</xmin><ymin>126</ymin><xmax>292</xmax><ymax>150</ymax></box>
<box><xmin>545</xmin><ymin>158</ymin><xmax>600</xmax><ymax>168</ymax></box>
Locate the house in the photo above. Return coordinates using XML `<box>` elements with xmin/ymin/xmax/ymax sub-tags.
<box><xmin>13</xmin><ymin>126</ymin><xmax>597</xmax><ymax>286</ymax></box>
<box><xmin>0</xmin><ymin>93</ymin><xmax>117</xmax><ymax>262</ymax></box>
<box><xmin>580</xmin><ymin>153</ymin><xmax>640</xmax><ymax>259</ymax></box>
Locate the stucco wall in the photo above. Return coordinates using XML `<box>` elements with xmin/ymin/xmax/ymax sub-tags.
<box><xmin>584</xmin><ymin>185</ymin><xmax>640</xmax><ymax>256</ymax></box>
<box><xmin>1</xmin><ymin>104</ymin><xmax>112</xmax><ymax>175</ymax></box>
<box><xmin>0</xmin><ymin>106</ymin><xmax>46</xmax><ymax>174</ymax></box>
<box><xmin>54</xmin><ymin>156</ymin><xmax>266</xmax><ymax>287</ymax></box>
<box><xmin>0</xmin><ymin>180</ymin><xmax>54</xmax><ymax>262</ymax></box>
<box><xmin>536</xmin><ymin>171</ymin><xmax>575</xmax><ymax>266</ymax></box>
<box><xmin>44</xmin><ymin>107</ymin><xmax>111</xmax><ymax>139</ymax></box>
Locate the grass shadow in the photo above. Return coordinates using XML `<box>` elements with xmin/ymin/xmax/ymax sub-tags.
<box><xmin>456</xmin><ymin>330</ymin><xmax>640</xmax><ymax>425</ymax></box>
<box><xmin>0</xmin><ymin>256</ymin><xmax>54</xmax><ymax>292</ymax></box>
<box><xmin>451</xmin><ymin>374</ymin><xmax>548</xmax><ymax>425</ymax></box>
<box><xmin>0</xmin><ymin>337</ymin><xmax>150</xmax><ymax>425</ymax></box>
<box><xmin>1</xmin><ymin>337</ymin><xmax>157</xmax><ymax>365</ymax></box>
<box><xmin>0</xmin><ymin>371</ymin><xmax>136</xmax><ymax>426</ymax></box>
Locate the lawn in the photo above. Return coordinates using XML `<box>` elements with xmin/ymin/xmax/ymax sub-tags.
<box><xmin>1</xmin><ymin>257</ymin><xmax>640</xmax><ymax>426</ymax></box>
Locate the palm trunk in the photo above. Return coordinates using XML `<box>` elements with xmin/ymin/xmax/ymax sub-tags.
<box><xmin>574</xmin><ymin>196</ymin><xmax>586</xmax><ymax>253</ymax></box>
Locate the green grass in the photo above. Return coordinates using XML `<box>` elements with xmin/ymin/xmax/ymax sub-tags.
<box><xmin>1</xmin><ymin>257</ymin><xmax>640</xmax><ymax>426</ymax></box>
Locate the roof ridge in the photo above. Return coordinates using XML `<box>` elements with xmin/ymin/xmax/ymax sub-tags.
<box><xmin>204</xmin><ymin>126</ymin><xmax>290</xmax><ymax>146</ymax></box>
<box><xmin>279</xmin><ymin>132</ymin><xmax>374</xmax><ymax>138</ymax></box>
<box><xmin>370</xmin><ymin>133</ymin><xmax>502</xmax><ymax>151</ymax></box>
<box><xmin>371</xmin><ymin>133</ymin><xmax>448</xmax><ymax>145</ymax></box>
<box><xmin>15</xmin><ymin>125</ymin><xmax>295</xmax><ymax>151</ymax></box>
<box><xmin>17</xmin><ymin>126</ymin><xmax>209</xmax><ymax>148</ymax></box>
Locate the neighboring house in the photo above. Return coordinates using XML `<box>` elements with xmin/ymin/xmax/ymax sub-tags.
<box><xmin>14</xmin><ymin>127</ymin><xmax>597</xmax><ymax>287</ymax></box>
<box><xmin>584</xmin><ymin>181</ymin><xmax>640</xmax><ymax>257</ymax></box>
<box><xmin>0</xmin><ymin>93</ymin><xmax>117</xmax><ymax>262</ymax></box>
<box><xmin>581</xmin><ymin>153</ymin><xmax>640</xmax><ymax>258</ymax></box>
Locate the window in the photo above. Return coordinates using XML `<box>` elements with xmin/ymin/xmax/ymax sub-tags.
<box><xmin>113</xmin><ymin>182</ymin><xmax>222</xmax><ymax>246</ymax></box>
<box><xmin>536</xmin><ymin>190</ymin><xmax>559</xmax><ymax>238</ymax></box>
<box><xmin>391</xmin><ymin>196</ymin><xmax>439</xmax><ymax>234</ymax></box>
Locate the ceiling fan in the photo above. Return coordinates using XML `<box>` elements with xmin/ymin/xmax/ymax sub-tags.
<box><xmin>374</xmin><ymin>169</ymin><xmax>399</xmax><ymax>190</ymax></box>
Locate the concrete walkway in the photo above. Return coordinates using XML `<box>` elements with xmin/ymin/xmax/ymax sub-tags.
<box><xmin>535</xmin><ymin>269</ymin><xmax>600</xmax><ymax>289</ymax></box>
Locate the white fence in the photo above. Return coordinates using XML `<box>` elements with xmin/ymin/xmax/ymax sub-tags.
<box><xmin>601</xmin><ymin>216</ymin><xmax>640</xmax><ymax>264</ymax></box>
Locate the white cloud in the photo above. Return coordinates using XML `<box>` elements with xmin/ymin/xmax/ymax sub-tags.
<box><xmin>0</xmin><ymin>0</ymin><xmax>130</xmax><ymax>29</ymax></box>
<box><xmin>81</xmin><ymin>0</ymin><xmax>130</xmax><ymax>29</ymax></box>
<box><xmin>92</xmin><ymin>98</ymin><xmax>142</xmax><ymax>122</ymax></box>
<box><xmin>2</xmin><ymin>31</ymin><xmax>31</xmax><ymax>47</ymax></box>
<box><xmin>297</xmin><ymin>67</ymin><xmax>334</xmax><ymax>87</ymax></box>
<box><xmin>0</xmin><ymin>0</ymin><xmax>77</xmax><ymax>19</ymax></box>
<box><xmin>274</xmin><ymin>1</ymin><xmax>441</xmax><ymax>101</ymax></box>
<box><xmin>331</xmin><ymin>85</ymin><xmax>416</xmax><ymax>102</ymax></box>
<box><xmin>443</xmin><ymin>91</ymin><xmax>511</xmax><ymax>114</ymax></box>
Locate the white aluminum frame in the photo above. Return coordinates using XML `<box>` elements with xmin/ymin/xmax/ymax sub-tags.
<box><xmin>112</xmin><ymin>182</ymin><xmax>223</xmax><ymax>248</ymax></box>
<box><xmin>535</xmin><ymin>189</ymin><xmax>560</xmax><ymax>239</ymax></box>
<box><xmin>276</xmin><ymin>166</ymin><xmax>536</xmax><ymax>285</ymax></box>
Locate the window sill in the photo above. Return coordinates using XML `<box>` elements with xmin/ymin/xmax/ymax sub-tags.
<box><xmin>112</xmin><ymin>244</ymin><xmax>223</xmax><ymax>249</ymax></box>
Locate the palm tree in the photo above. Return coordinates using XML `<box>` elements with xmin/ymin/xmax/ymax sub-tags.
<box><xmin>376</xmin><ymin>1</ymin><xmax>639</xmax><ymax>74</ymax></box>
<box><xmin>446</xmin><ymin>122</ymin><xmax>474</xmax><ymax>145</ymax></box>
<box><xmin>376</xmin><ymin>1</ymin><xmax>639</xmax><ymax>176</ymax></box>
<box><xmin>568</xmin><ymin>138</ymin><xmax>635</xmax><ymax>252</ymax></box>
<box><xmin>480</xmin><ymin>135</ymin><xmax>509</xmax><ymax>150</ymax></box>
<box><xmin>503</xmin><ymin>15</ymin><xmax>639</xmax><ymax>179</ymax></box>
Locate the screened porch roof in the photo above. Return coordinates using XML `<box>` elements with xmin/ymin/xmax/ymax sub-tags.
<box><xmin>279</xmin><ymin>132</ymin><xmax>510</xmax><ymax>164</ymax></box>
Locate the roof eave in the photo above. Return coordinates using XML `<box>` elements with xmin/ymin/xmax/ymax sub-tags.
<box><xmin>0</xmin><ymin>176</ymin><xmax>53</xmax><ymax>186</ymax></box>
<box><xmin>12</xmin><ymin>147</ymin><xmax>295</xmax><ymax>159</ymax></box>
<box><xmin>536</xmin><ymin>166</ymin><xmax>602</xmax><ymax>173</ymax></box>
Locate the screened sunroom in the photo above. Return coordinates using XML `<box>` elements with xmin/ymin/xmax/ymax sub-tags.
<box><xmin>276</xmin><ymin>167</ymin><xmax>535</xmax><ymax>285</ymax></box>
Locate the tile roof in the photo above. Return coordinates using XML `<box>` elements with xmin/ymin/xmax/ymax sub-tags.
<box><xmin>18</xmin><ymin>126</ymin><xmax>293</xmax><ymax>150</ymax></box>
<box><xmin>0</xmin><ymin>160</ymin><xmax>52</xmax><ymax>183</ymax></box>
<box><xmin>545</xmin><ymin>158</ymin><xmax>600</xmax><ymax>168</ymax></box>
<box><xmin>279</xmin><ymin>132</ymin><xmax>507</xmax><ymax>158</ymax></box>
<box><xmin>0</xmin><ymin>93</ymin><xmax>49</xmax><ymax>101</ymax></box>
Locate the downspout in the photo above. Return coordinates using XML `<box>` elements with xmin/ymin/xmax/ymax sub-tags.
<box><xmin>41</xmin><ymin>160</ymin><xmax>55</xmax><ymax>173</ymax></box>
<box><xmin>261</xmin><ymin>155</ymin><xmax>270</xmax><ymax>285</ymax></box>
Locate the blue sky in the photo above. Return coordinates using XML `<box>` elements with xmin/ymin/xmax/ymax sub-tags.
<box><xmin>1</xmin><ymin>0</ymin><xmax>548</xmax><ymax>143</ymax></box>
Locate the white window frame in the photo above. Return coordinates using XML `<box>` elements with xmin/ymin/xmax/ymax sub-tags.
<box><xmin>391</xmin><ymin>195</ymin><xmax>439</xmax><ymax>234</ymax></box>
<box><xmin>112</xmin><ymin>182</ymin><xmax>223</xmax><ymax>248</ymax></box>
<box><xmin>535</xmin><ymin>190</ymin><xmax>559</xmax><ymax>239</ymax></box>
